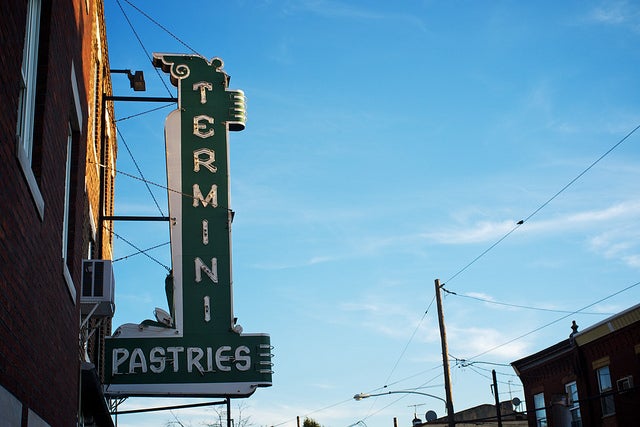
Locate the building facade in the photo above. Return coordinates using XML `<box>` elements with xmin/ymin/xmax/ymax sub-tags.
<box><xmin>0</xmin><ymin>0</ymin><xmax>116</xmax><ymax>425</ymax></box>
<box><xmin>423</xmin><ymin>401</ymin><xmax>527</xmax><ymax>426</ymax></box>
<box><xmin>512</xmin><ymin>304</ymin><xmax>640</xmax><ymax>427</ymax></box>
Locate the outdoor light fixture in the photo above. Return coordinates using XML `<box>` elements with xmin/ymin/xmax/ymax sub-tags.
<box><xmin>110</xmin><ymin>69</ymin><xmax>146</xmax><ymax>91</ymax></box>
<box><xmin>353</xmin><ymin>390</ymin><xmax>447</xmax><ymax>406</ymax></box>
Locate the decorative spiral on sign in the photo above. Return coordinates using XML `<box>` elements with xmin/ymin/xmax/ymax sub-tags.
<box><xmin>171</xmin><ymin>63</ymin><xmax>191</xmax><ymax>81</ymax></box>
<box><xmin>211</xmin><ymin>58</ymin><xmax>224</xmax><ymax>70</ymax></box>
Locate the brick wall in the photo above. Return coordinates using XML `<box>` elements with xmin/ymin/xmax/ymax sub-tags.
<box><xmin>0</xmin><ymin>0</ymin><xmax>110</xmax><ymax>425</ymax></box>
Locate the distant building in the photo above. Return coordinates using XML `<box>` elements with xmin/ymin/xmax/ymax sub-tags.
<box><xmin>421</xmin><ymin>400</ymin><xmax>527</xmax><ymax>426</ymax></box>
<box><xmin>0</xmin><ymin>0</ymin><xmax>117</xmax><ymax>425</ymax></box>
<box><xmin>512</xmin><ymin>304</ymin><xmax>640</xmax><ymax>427</ymax></box>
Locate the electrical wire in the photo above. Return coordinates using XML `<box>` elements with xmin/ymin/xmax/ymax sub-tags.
<box><xmin>113</xmin><ymin>241</ymin><xmax>170</xmax><ymax>262</ymax></box>
<box><xmin>122</xmin><ymin>0</ymin><xmax>202</xmax><ymax>56</ymax></box>
<box><xmin>363</xmin><ymin>297</ymin><xmax>436</xmax><ymax>419</ymax></box>
<box><xmin>444</xmin><ymin>122</ymin><xmax>640</xmax><ymax>287</ymax></box>
<box><xmin>270</xmin><ymin>396</ymin><xmax>355</xmax><ymax>427</ymax></box>
<box><xmin>383</xmin><ymin>296</ymin><xmax>436</xmax><ymax>389</ymax></box>
<box><xmin>442</xmin><ymin>287</ymin><xmax>613</xmax><ymax>316</ymax></box>
<box><xmin>116</xmin><ymin>127</ymin><xmax>165</xmax><ymax>216</ymax></box>
<box><xmin>465</xmin><ymin>279</ymin><xmax>640</xmax><ymax>361</ymax></box>
<box><xmin>104</xmin><ymin>223</ymin><xmax>171</xmax><ymax>271</ymax></box>
<box><xmin>115</xmin><ymin>103</ymin><xmax>174</xmax><ymax>122</ymax></box>
<box><xmin>114</xmin><ymin>0</ymin><xmax>173</xmax><ymax>97</ymax></box>
<box><xmin>89</xmin><ymin>160</ymin><xmax>220</xmax><ymax>208</ymax></box>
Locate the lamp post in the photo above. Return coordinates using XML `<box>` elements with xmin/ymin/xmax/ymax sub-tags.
<box><xmin>354</xmin><ymin>391</ymin><xmax>447</xmax><ymax>425</ymax></box>
<box><xmin>354</xmin><ymin>390</ymin><xmax>447</xmax><ymax>406</ymax></box>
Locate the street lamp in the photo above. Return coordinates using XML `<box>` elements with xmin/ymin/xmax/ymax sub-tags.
<box><xmin>353</xmin><ymin>390</ymin><xmax>447</xmax><ymax>406</ymax></box>
<box><xmin>110</xmin><ymin>69</ymin><xmax>146</xmax><ymax>91</ymax></box>
<box><xmin>354</xmin><ymin>391</ymin><xmax>446</xmax><ymax>425</ymax></box>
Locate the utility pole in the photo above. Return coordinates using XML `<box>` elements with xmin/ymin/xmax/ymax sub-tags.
<box><xmin>435</xmin><ymin>279</ymin><xmax>455</xmax><ymax>427</ymax></box>
<box><xmin>492</xmin><ymin>370</ymin><xmax>503</xmax><ymax>427</ymax></box>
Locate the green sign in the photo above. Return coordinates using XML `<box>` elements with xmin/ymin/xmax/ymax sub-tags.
<box><xmin>104</xmin><ymin>54</ymin><xmax>273</xmax><ymax>397</ymax></box>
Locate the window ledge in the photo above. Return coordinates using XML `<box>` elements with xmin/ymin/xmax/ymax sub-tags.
<box><xmin>63</xmin><ymin>262</ymin><xmax>77</xmax><ymax>304</ymax></box>
<box><xmin>17</xmin><ymin>148</ymin><xmax>44</xmax><ymax>219</ymax></box>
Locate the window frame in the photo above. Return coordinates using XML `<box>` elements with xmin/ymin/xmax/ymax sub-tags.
<box><xmin>16</xmin><ymin>0</ymin><xmax>44</xmax><ymax>218</ymax></box>
<box><xmin>62</xmin><ymin>61</ymin><xmax>84</xmax><ymax>304</ymax></box>
<box><xmin>565</xmin><ymin>381</ymin><xmax>582</xmax><ymax>427</ymax></box>
<box><xmin>62</xmin><ymin>123</ymin><xmax>76</xmax><ymax>302</ymax></box>
<box><xmin>533</xmin><ymin>392</ymin><xmax>547</xmax><ymax>427</ymax></box>
<box><xmin>597</xmin><ymin>365</ymin><xmax>615</xmax><ymax>417</ymax></box>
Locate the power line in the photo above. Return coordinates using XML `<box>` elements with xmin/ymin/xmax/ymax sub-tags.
<box><xmin>383</xmin><ymin>296</ymin><xmax>436</xmax><ymax>390</ymax></box>
<box><xmin>444</xmin><ymin>122</ymin><xmax>640</xmax><ymax>287</ymax></box>
<box><xmin>116</xmin><ymin>127</ymin><xmax>165</xmax><ymax>216</ymax></box>
<box><xmin>113</xmin><ymin>241</ymin><xmax>170</xmax><ymax>262</ymax></box>
<box><xmin>114</xmin><ymin>0</ymin><xmax>173</xmax><ymax>97</ymax></box>
<box><xmin>122</xmin><ymin>0</ymin><xmax>202</xmax><ymax>56</ymax></box>
<box><xmin>465</xmin><ymin>279</ymin><xmax>640</xmax><ymax>361</ymax></box>
<box><xmin>115</xmin><ymin>103</ymin><xmax>174</xmax><ymax>122</ymax></box>
<box><xmin>89</xmin><ymin>160</ymin><xmax>222</xmax><ymax>208</ymax></box>
<box><xmin>104</xmin><ymin>223</ymin><xmax>171</xmax><ymax>271</ymax></box>
<box><xmin>441</xmin><ymin>287</ymin><xmax>613</xmax><ymax>316</ymax></box>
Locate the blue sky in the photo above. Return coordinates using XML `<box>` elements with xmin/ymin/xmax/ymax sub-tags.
<box><xmin>104</xmin><ymin>1</ymin><xmax>640</xmax><ymax>426</ymax></box>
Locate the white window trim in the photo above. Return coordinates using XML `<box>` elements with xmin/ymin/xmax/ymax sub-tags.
<box><xmin>62</xmin><ymin>123</ymin><xmax>76</xmax><ymax>303</ymax></box>
<box><xmin>0</xmin><ymin>385</ymin><xmax>22</xmax><ymax>426</ymax></box>
<box><xmin>565</xmin><ymin>381</ymin><xmax>582</xmax><ymax>424</ymax></box>
<box><xmin>27</xmin><ymin>409</ymin><xmax>51</xmax><ymax>427</ymax></box>
<box><xmin>17</xmin><ymin>0</ymin><xmax>44</xmax><ymax>218</ymax></box>
<box><xmin>62</xmin><ymin>62</ymin><xmax>83</xmax><ymax>304</ymax></box>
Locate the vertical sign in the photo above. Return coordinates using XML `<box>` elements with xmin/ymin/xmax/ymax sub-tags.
<box><xmin>104</xmin><ymin>54</ymin><xmax>273</xmax><ymax>397</ymax></box>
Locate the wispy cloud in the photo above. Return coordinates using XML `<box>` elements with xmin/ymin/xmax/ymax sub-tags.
<box><xmin>586</xmin><ymin>1</ymin><xmax>640</xmax><ymax>31</ymax></box>
<box><xmin>420</xmin><ymin>200</ymin><xmax>640</xmax><ymax>268</ymax></box>
<box><xmin>449</xmin><ymin>326</ymin><xmax>532</xmax><ymax>360</ymax></box>
<box><xmin>589</xmin><ymin>1</ymin><xmax>630</xmax><ymax>25</ymax></box>
<box><xmin>282</xmin><ymin>0</ymin><xmax>426</xmax><ymax>30</ymax></box>
<box><xmin>423</xmin><ymin>200</ymin><xmax>640</xmax><ymax>244</ymax></box>
<box><xmin>339</xmin><ymin>297</ymin><xmax>441</xmax><ymax>344</ymax></box>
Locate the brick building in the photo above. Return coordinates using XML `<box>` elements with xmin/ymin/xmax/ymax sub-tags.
<box><xmin>511</xmin><ymin>304</ymin><xmax>640</xmax><ymax>427</ymax></box>
<box><xmin>0</xmin><ymin>0</ymin><xmax>116</xmax><ymax>425</ymax></box>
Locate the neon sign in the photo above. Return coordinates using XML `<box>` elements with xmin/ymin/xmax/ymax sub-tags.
<box><xmin>104</xmin><ymin>54</ymin><xmax>273</xmax><ymax>397</ymax></box>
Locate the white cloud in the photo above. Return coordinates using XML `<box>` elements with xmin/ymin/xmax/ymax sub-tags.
<box><xmin>423</xmin><ymin>199</ymin><xmax>640</xmax><ymax>245</ymax></box>
<box><xmin>449</xmin><ymin>326</ymin><xmax>532</xmax><ymax>361</ymax></box>
<box><xmin>421</xmin><ymin>219</ymin><xmax>515</xmax><ymax>244</ymax></box>
<box><xmin>586</xmin><ymin>1</ymin><xmax>640</xmax><ymax>32</ymax></box>
<box><xmin>589</xmin><ymin>1</ymin><xmax>629</xmax><ymax>25</ymax></box>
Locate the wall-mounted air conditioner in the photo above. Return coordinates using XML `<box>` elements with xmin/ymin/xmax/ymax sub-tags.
<box><xmin>80</xmin><ymin>259</ymin><xmax>115</xmax><ymax>317</ymax></box>
<box><xmin>617</xmin><ymin>375</ymin><xmax>633</xmax><ymax>393</ymax></box>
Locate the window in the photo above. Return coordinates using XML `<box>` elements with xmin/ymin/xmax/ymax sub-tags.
<box><xmin>565</xmin><ymin>381</ymin><xmax>582</xmax><ymax>427</ymax></box>
<box><xmin>533</xmin><ymin>392</ymin><xmax>547</xmax><ymax>427</ymax></box>
<box><xmin>17</xmin><ymin>0</ymin><xmax>44</xmax><ymax>216</ymax></box>
<box><xmin>597</xmin><ymin>366</ymin><xmax>615</xmax><ymax>416</ymax></box>
<box><xmin>62</xmin><ymin>123</ymin><xmax>77</xmax><ymax>302</ymax></box>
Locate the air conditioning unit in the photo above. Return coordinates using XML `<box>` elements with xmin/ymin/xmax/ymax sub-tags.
<box><xmin>80</xmin><ymin>259</ymin><xmax>115</xmax><ymax>317</ymax></box>
<box><xmin>617</xmin><ymin>375</ymin><xmax>633</xmax><ymax>393</ymax></box>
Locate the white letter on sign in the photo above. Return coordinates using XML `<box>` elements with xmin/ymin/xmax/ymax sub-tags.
<box><xmin>166</xmin><ymin>346</ymin><xmax>185</xmax><ymax>372</ymax></box>
<box><xmin>149</xmin><ymin>347</ymin><xmax>166</xmax><ymax>373</ymax></box>
<box><xmin>193</xmin><ymin>184</ymin><xmax>218</xmax><ymax>208</ymax></box>
<box><xmin>215</xmin><ymin>346</ymin><xmax>232</xmax><ymax>372</ymax></box>
<box><xmin>235</xmin><ymin>346</ymin><xmax>251</xmax><ymax>371</ymax></box>
<box><xmin>113</xmin><ymin>348</ymin><xmax>129</xmax><ymax>375</ymax></box>
<box><xmin>193</xmin><ymin>148</ymin><xmax>217</xmax><ymax>173</ymax></box>
<box><xmin>193</xmin><ymin>115</ymin><xmax>214</xmax><ymax>138</ymax></box>
<box><xmin>193</xmin><ymin>81</ymin><xmax>213</xmax><ymax>104</ymax></box>
<box><xmin>195</xmin><ymin>257</ymin><xmax>218</xmax><ymax>284</ymax></box>
<box><xmin>187</xmin><ymin>347</ymin><xmax>206</xmax><ymax>374</ymax></box>
<box><xmin>129</xmin><ymin>348</ymin><xmax>148</xmax><ymax>373</ymax></box>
